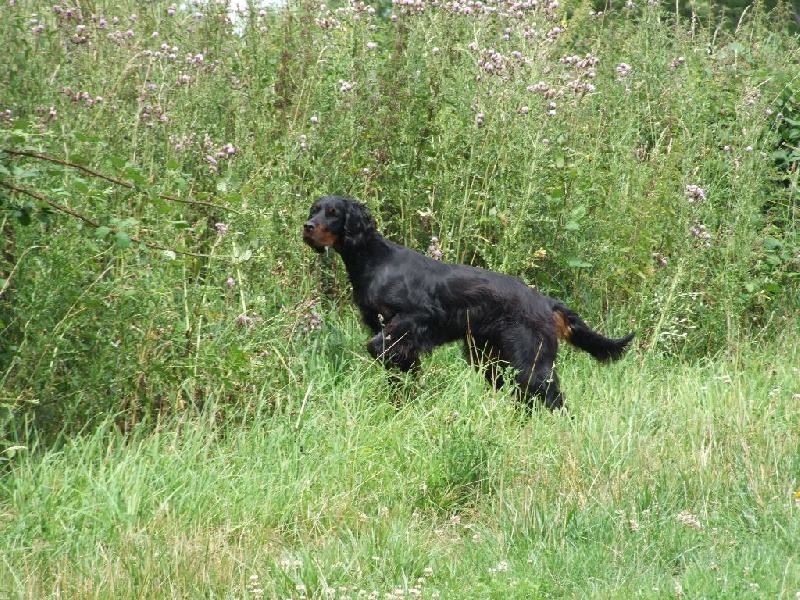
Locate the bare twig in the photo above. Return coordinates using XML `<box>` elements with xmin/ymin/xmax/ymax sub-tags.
<box><xmin>1</xmin><ymin>148</ymin><xmax>240</xmax><ymax>213</ymax></box>
<box><xmin>0</xmin><ymin>180</ymin><xmax>212</xmax><ymax>259</ymax></box>
<box><xmin>1</xmin><ymin>180</ymin><xmax>101</xmax><ymax>228</ymax></box>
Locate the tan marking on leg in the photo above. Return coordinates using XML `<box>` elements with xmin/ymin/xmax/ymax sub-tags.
<box><xmin>553</xmin><ymin>311</ymin><xmax>572</xmax><ymax>341</ymax></box>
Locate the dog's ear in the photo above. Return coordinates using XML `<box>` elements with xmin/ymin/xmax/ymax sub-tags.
<box><xmin>343</xmin><ymin>200</ymin><xmax>376</xmax><ymax>248</ymax></box>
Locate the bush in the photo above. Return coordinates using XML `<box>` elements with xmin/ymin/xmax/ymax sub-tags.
<box><xmin>1</xmin><ymin>0</ymin><xmax>798</xmax><ymax>441</ymax></box>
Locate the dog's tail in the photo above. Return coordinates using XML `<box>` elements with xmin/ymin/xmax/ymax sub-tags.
<box><xmin>552</xmin><ymin>304</ymin><xmax>634</xmax><ymax>362</ymax></box>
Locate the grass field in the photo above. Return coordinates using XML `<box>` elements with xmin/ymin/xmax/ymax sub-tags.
<box><xmin>2</xmin><ymin>334</ymin><xmax>799</xmax><ymax>598</ymax></box>
<box><xmin>1</xmin><ymin>0</ymin><xmax>799</xmax><ymax>597</ymax></box>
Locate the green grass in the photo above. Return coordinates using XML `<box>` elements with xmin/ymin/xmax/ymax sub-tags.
<box><xmin>2</xmin><ymin>337</ymin><xmax>799</xmax><ymax>598</ymax></box>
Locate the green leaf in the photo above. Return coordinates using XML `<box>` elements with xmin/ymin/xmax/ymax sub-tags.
<box><xmin>234</xmin><ymin>249</ymin><xmax>252</xmax><ymax>263</ymax></box>
<box><xmin>125</xmin><ymin>167</ymin><xmax>147</xmax><ymax>186</ymax></box>
<box><xmin>15</xmin><ymin>209</ymin><xmax>31</xmax><ymax>226</ymax></box>
<box><xmin>567</xmin><ymin>258</ymin><xmax>593</xmax><ymax>269</ymax></box>
<box><xmin>570</xmin><ymin>205</ymin><xmax>587</xmax><ymax>218</ymax></box>
<box><xmin>762</xmin><ymin>237</ymin><xmax>782</xmax><ymax>251</ymax></box>
<box><xmin>95</xmin><ymin>226</ymin><xmax>112</xmax><ymax>239</ymax></box>
<box><xmin>13</xmin><ymin>167</ymin><xmax>39</xmax><ymax>179</ymax></box>
<box><xmin>564</xmin><ymin>220</ymin><xmax>580</xmax><ymax>231</ymax></box>
<box><xmin>166</xmin><ymin>158</ymin><xmax>180</xmax><ymax>170</ymax></box>
<box><xmin>114</xmin><ymin>231</ymin><xmax>132</xmax><ymax>249</ymax></box>
<box><xmin>109</xmin><ymin>156</ymin><xmax>127</xmax><ymax>169</ymax></box>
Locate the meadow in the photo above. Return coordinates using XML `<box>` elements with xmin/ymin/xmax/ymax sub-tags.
<box><xmin>1</xmin><ymin>0</ymin><xmax>799</xmax><ymax>597</ymax></box>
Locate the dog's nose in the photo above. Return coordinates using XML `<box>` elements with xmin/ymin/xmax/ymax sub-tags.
<box><xmin>303</xmin><ymin>221</ymin><xmax>315</xmax><ymax>232</ymax></box>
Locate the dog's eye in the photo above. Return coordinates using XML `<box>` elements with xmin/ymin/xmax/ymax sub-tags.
<box><xmin>326</xmin><ymin>207</ymin><xmax>337</xmax><ymax>217</ymax></box>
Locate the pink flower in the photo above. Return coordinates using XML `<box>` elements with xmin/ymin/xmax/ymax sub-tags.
<box><xmin>685</xmin><ymin>184</ymin><xmax>706</xmax><ymax>203</ymax></box>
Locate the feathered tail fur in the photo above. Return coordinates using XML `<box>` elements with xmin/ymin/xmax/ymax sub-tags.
<box><xmin>553</xmin><ymin>304</ymin><xmax>635</xmax><ymax>362</ymax></box>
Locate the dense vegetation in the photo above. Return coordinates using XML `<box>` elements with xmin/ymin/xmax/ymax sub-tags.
<box><xmin>1</xmin><ymin>0</ymin><xmax>798</xmax><ymax>597</ymax></box>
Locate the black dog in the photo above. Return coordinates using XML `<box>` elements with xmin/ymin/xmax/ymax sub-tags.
<box><xmin>303</xmin><ymin>195</ymin><xmax>634</xmax><ymax>409</ymax></box>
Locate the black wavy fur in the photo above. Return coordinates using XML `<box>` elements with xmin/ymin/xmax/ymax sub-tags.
<box><xmin>303</xmin><ymin>195</ymin><xmax>635</xmax><ymax>410</ymax></box>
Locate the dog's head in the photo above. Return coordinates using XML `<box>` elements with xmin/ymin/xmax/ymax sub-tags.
<box><xmin>302</xmin><ymin>196</ymin><xmax>375</xmax><ymax>253</ymax></box>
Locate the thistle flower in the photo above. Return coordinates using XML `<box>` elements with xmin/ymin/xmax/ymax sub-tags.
<box><xmin>684</xmin><ymin>184</ymin><xmax>706</xmax><ymax>203</ymax></box>
<box><xmin>652</xmin><ymin>252</ymin><xmax>668</xmax><ymax>266</ymax></box>
<box><xmin>615</xmin><ymin>62</ymin><xmax>633</xmax><ymax>78</ymax></box>
<box><xmin>427</xmin><ymin>236</ymin><xmax>443</xmax><ymax>259</ymax></box>
<box><xmin>236</xmin><ymin>314</ymin><xmax>252</xmax><ymax>328</ymax></box>
<box><xmin>690</xmin><ymin>221</ymin><xmax>712</xmax><ymax>247</ymax></box>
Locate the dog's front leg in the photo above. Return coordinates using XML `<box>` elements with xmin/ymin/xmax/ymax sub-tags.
<box><xmin>366</xmin><ymin>317</ymin><xmax>420</xmax><ymax>372</ymax></box>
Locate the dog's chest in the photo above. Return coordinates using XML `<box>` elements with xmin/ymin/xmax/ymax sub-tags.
<box><xmin>357</xmin><ymin>300</ymin><xmax>395</xmax><ymax>332</ymax></box>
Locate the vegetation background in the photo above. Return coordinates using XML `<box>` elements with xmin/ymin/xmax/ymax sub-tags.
<box><xmin>1</xmin><ymin>0</ymin><xmax>798</xmax><ymax>597</ymax></box>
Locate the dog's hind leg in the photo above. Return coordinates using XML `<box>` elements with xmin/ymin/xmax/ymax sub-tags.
<box><xmin>516</xmin><ymin>364</ymin><xmax>564</xmax><ymax>411</ymax></box>
<box><xmin>496</xmin><ymin>325</ymin><xmax>565</xmax><ymax>411</ymax></box>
